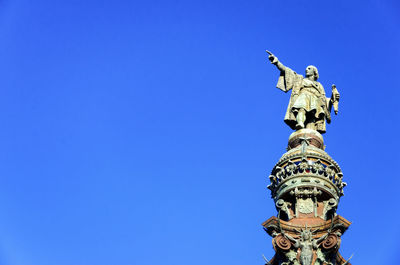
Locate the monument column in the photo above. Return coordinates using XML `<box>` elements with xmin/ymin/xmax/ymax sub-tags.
<box><xmin>262</xmin><ymin>51</ymin><xmax>352</xmax><ymax>265</ymax></box>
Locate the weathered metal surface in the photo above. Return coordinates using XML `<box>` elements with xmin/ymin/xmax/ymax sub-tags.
<box><xmin>266</xmin><ymin>51</ymin><xmax>340</xmax><ymax>134</ymax></box>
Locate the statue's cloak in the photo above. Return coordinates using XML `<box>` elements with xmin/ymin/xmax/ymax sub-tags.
<box><xmin>276</xmin><ymin>68</ymin><xmax>331</xmax><ymax>133</ymax></box>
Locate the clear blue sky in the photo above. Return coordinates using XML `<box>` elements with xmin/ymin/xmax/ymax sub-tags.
<box><xmin>0</xmin><ymin>0</ymin><xmax>399</xmax><ymax>264</ymax></box>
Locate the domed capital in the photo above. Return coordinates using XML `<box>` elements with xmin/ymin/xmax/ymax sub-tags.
<box><xmin>288</xmin><ymin>129</ymin><xmax>324</xmax><ymax>150</ymax></box>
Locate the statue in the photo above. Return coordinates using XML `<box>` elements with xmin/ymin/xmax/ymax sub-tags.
<box><xmin>282</xmin><ymin>228</ymin><xmax>330</xmax><ymax>265</ymax></box>
<box><xmin>266</xmin><ymin>51</ymin><xmax>340</xmax><ymax>134</ymax></box>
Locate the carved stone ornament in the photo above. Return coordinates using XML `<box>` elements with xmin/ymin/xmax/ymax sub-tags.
<box><xmin>274</xmin><ymin>234</ymin><xmax>292</xmax><ymax>250</ymax></box>
<box><xmin>322</xmin><ymin>234</ymin><xmax>338</xmax><ymax>250</ymax></box>
<box><xmin>297</xmin><ymin>198</ymin><xmax>314</xmax><ymax>214</ymax></box>
<box><xmin>268</xmin><ymin>129</ymin><xmax>346</xmax><ymax>202</ymax></box>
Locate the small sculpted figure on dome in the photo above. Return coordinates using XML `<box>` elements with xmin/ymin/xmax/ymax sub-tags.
<box><xmin>266</xmin><ymin>50</ymin><xmax>340</xmax><ymax>134</ymax></box>
<box><xmin>283</xmin><ymin>228</ymin><xmax>330</xmax><ymax>265</ymax></box>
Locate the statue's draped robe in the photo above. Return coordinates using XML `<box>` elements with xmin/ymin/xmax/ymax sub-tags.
<box><xmin>276</xmin><ymin>67</ymin><xmax>331</xmax><ymax>133</ymax></box>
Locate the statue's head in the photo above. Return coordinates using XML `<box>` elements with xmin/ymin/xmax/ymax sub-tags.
<box><xmin>305</xmin><ymin>65</ymin><xmax>319</xmax><ymax>80</ymax></box>
<box><xmin>301</xmin><ymin>229</ymin><xmax>312</xmax><ymax>240</ymax></box>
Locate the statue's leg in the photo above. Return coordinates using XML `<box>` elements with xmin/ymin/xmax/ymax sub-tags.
<box><xmin>296</xmin><ymin>109</ymin><xmax>306</xmax><ymax>130</ymax></box>
<box><xmin>305</xmin><ymin>110</ymin><xmax>316</xmax><ymax>130</ymax></box>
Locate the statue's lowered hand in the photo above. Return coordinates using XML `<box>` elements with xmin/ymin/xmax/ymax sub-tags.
<box><xmin>331</xmin><ymin>85</ymin><xmax>340</xmax><ymax>101</ymax></box>
<box><xmin>331</xmin><ymin>84</ymin><xmax>340</xmax><ymax>115</ymax></box>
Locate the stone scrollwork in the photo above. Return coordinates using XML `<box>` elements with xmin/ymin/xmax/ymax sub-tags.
<box><xmin>323</xmin><ymin>198</ymin><xmax>338</xmax><ymax>220</ymax></box>
<box><xmin>322</xmin><ymin>234</ymin><xmax>338</xmax><ymax>250</ymax></box>
<box><xmin>274</xmin><ymin>234</ymin><xmax>292</xmax><ymax>251</ymax></box>
<box><xmin>262</xmin><ymin>216</ymin><xmax>351</xmax><ymax>265</ymax></box>
<box><xmin>276</xmin><ymin>199</ymin><xmax>292</xmax><ymax>220</ymax></box>
<box><xmin>271</xmin><ymin>227</ymin><xmax>341</xmax><ymax>265</ymax></box>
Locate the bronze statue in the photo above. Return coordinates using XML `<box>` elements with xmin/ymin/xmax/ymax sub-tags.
<box><xmin>266</xmin><ymin>51</ymin><xmax>340</xmax><ymax>134</ymax></box>
<box><xmin>262</xmin><ymin>51</ymin><xmax>352</xmax><ymax>265</ymax></box>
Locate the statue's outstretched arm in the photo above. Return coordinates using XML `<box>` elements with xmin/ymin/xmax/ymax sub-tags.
<box><xmin>282</xmin><ymin>231</ymin><xmax>298</xmax><ymax>244</ymax></box>
<box><xmin>266</xmin><ymin>50</ymin><xmax>286</xmax><ymax>72</ymax></box>
<box><xmin>315</xmin><ymin>232</ymin><xmax>329</xmax><ymax>245</ymax></box>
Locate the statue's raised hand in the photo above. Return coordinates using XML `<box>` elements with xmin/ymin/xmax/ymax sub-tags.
<box><xmin>266</xmin><ymin>50</ymin><xmax>278</xmax><ymax>64</ymax></box>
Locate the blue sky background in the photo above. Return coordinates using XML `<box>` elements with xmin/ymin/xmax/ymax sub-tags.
<box><xmin>0</xmin><ymin>0</ymin><xmax>399</xmax><ymax>264</ymax></box>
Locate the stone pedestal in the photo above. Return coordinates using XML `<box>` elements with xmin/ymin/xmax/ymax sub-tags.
<box><xmin>263</xmin><ymin>129</ymin><xmax>352</xmax><ymax>265</ymax></box>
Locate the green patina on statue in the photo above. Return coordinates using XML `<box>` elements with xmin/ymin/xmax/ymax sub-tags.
<box><xmin>266</xmin><ymin>51</ymin><xmax>340</xmax><ymax>134</ymax></box>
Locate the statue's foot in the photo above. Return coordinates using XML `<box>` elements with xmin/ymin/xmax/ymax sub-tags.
<box><xmin>296</xmin><ymin>123</ymin><xmax>305</xmax><ymax>130</ymax></box>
